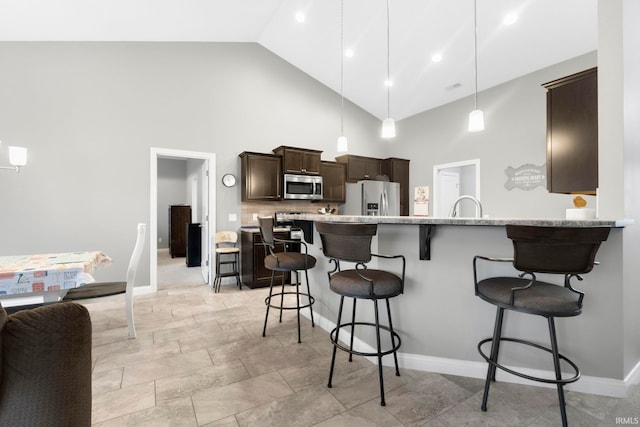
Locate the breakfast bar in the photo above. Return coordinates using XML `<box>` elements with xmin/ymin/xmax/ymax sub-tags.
<box><xmin>277</xmin><ymin>213</ymin><xmax>635</xmax><ymax>398</ymax></box>
<box><xmin>281</xmin><ymin>214</ymin><xmax>629</xmax><ymax>260</ymax></box>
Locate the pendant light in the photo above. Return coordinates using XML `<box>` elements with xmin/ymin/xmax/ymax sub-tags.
<box><xmin>381</xmin><ymin>0</ymin><xmax>396</xmax><ymax>139</ymax></box>
<box><xmin>468</xmin><ymin>0</ymin><xmax>485</xmax><ymax>132</ymax></box>
<box><xmin>0</xmin><ymin>141</ymin><xmax>28</xmax><ymax>172</ymax></box>
<box><xmin>337</xmin><ymin>0</ymin><xmax>348</xmax><ymax>152</ymax></box>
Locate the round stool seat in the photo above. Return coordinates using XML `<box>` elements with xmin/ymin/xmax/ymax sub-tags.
<box><xmin>264</xmin><ymin>253</ymin><xmax>316</xmax><ymax>271</ymax></box>
<box><xmin>330</xmin><ymin>270</ymin><xmax>402</xmax><ymax>299</ymax></box>
<box><xmin>476</xmin><ymin>277</ymin><xmax>582</xmax><ymax>317</ymax></box>
<box><xmin>216</xmin><ymin>247</ymin><xmax>240</xmax><ymax>254</ymax></box>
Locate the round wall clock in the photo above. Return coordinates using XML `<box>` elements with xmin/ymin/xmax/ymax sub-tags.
<box><xmin>222</xmin><ymin>173</ymin><xmax>236</xmax><ymax>187</ymax></box>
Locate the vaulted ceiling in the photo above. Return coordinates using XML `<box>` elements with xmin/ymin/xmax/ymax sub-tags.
<box><xmin>0</xmin><ymin>0</ymin><xmax>597</xmax><ymax>120</ymax></box>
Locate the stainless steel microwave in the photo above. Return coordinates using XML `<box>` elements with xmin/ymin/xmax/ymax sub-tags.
<box><xmin>283</xmin><ymin>174</ymin><xmax>323</xmax><ymax>200</ymax></box>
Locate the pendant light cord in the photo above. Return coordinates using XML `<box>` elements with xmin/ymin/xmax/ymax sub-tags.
<box><xmin>473</xmin><ymin>0</ymin><xmax>478</xmax><ymax>110</ymax></box>
<box><xmin>340</xmin><ymin>0</ymin><xmax>345</xmax><ymax>136</ymax></box>
<box><xmin>386</xmin><ymin>0</ymin><xmax>391</xmax><ymax>118</ymax></box>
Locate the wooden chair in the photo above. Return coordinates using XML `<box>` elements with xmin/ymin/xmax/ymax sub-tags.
<box><xmin>63</xmin><ymin>223</ymin><xmax>146</xmax><ymax>338</ymax></box>
<box><xmin>213</xmin><ymin>231</ymin><xmax>241</xmax><ymax>293</ymax></box>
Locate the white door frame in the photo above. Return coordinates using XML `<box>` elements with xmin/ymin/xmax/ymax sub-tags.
<box><xmin>149</xmin><ymin>147</ymin><xmax>216</xmax><ymax>294</ymax></box>
<box><xmin>433</xmin><ymin>159</ymin><xmax>480</xmax><ymax>217</ymax></box>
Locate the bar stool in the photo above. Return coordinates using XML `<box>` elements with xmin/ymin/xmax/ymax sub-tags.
<box><xmin>258</xmin><ymin>217</ymin><xmax>316</xmax><ymax>343</ymax></box>
<box><xmin>316</xmin><ymin>222</ymin><xmax>405</xmax><ymax>406</ymax></box>
<box><xmin>473</xmin><ymin>225</ymin><xmax>610</xmax><ymax>426</ymax></box>
<box><xmin>213</xmin><ymin>231</ymin><xmax>241</xmax><ymax>293</ymax></box>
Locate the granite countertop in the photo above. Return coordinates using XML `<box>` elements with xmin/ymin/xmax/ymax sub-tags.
<box><xmin>277</xmin><ymin>214</ymin><xmax>633</xmax><ymax>228</ymax></box>
<box><xmin>240</xmin><ymin>226</ymin><xmax>291</xmax><ymax>233</ymax></box>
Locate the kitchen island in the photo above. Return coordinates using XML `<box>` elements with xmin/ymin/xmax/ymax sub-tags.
<box><xmin>277</xmin><ymin>213</ymin><xmax>637</xmax><ymax>398</ymax></box>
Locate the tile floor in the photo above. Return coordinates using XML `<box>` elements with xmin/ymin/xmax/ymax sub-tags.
<box><xmin>84</xmin><ymin>277</ymin><xmax>640</xmax><ymax>426</ymax></box>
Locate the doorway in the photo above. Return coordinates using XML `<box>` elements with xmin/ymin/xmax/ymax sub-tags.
<box><xmin>150</xmin><ymin>148</ymin><xmax>216</xmax><ymax>293</ymax></box>
<box><xmin>433</xmin><ymin>159</ymin><xmax>480</xmax><ymax>217</ymax></box>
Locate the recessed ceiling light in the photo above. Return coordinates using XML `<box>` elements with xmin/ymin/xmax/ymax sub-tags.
<box><xmin>295</xmin><ymin>11</ymin><xmax>306</xmax><ymax>23</ymax></box>
<box><xmin>431</xmin><ymin>52</ymin><xmax>443</xmax><ymax>63</ymax></box>
<box><xmin>503</xmin><ymin>12</ymin><xmax>518</xmax><ymax>26</ymax></box>
<box><xmin>344</xmin><ymin>48</ymin><xmax>354</xmax><ymax>58</ymax></box>
<box><xmin>384</xmin><ymin>79</ymin><xmax>393</xmax><ymax>87</ymax></box>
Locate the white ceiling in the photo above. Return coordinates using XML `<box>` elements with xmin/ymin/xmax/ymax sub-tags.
<box><xmin>0</xmin><ymin>0</ymin><xmax>597</xmax><ymax>120</ymax></box>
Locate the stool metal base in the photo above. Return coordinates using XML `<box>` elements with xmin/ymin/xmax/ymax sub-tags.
<box><xmin>262</xmin><ymin>270</ymin><xmax>315</xmax><ymax>344</ymax></box>
<box><xmin>327</xmin><ymin>296</ymin><xmax>401</xmax><ymax>406</ymax></box>
<box><xmin>479</xmin><ymin>307</ymin><xmax>579</xmax><ymax>427</ymax></box>
<box><xmin>329</xmin><ymin>321</ymin><xmax>401</xmax><ymax>359</ymax></box>
<box><xmin>214</xmin><ymin>253</ymin><xmax>241</xmax><ymax>293</ymax></box>
<box><xmin>478</xmin><ymin>337</ymin><xmax>580</xmax><ymax>385</ymax></box>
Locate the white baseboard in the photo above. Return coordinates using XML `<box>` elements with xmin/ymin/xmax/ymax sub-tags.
<box><xmin>302</xmin><ymin>308</ymin><xmax>640</xmax><ymax>399</ymax></box>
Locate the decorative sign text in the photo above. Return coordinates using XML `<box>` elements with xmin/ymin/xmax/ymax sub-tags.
<box><xmin>504</xmin><ymin>163</ymin><xmax>546</xmax><ymax>191</ymax></box>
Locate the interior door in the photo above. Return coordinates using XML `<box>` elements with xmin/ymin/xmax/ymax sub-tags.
<box><xmin>200</xmin><ymin>161</ymin><xmax>210</xmax><ymax>284</ymax></box>
<box><xmin>437</xmin><ymin>171</ymin><xmax>460</xmax><ymax>217</ymax></box>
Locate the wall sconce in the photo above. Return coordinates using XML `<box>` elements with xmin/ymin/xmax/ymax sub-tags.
<box><xmin>0</xmin><ymin>142</ymin><xmax>28</xmax><ymax>172</ymax></box>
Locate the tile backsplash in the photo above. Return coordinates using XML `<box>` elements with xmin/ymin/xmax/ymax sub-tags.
<box><xmin>241</xmin><ymin>201</ymin><xmax>339</xmax><ymax>226</ymax></box>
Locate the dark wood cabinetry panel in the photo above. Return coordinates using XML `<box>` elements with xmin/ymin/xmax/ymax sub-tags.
<box><xmin>239</xmin><ymin>152</ymin><xmax>282</xmax><ymax>201</ymax></box>
<box><xmin>335</xmin><ymin>154</ymin><xmax>382</xmax><ymax>182</ymax></box>
<box><xmin>273</xmin><ymin>146</ymin><xmax>322</xmax><ymax>175</ymax></box>
<box><xmin>320</xmin><ymin>161</ymin><xmax>346</xmax><ymax>203</ymax></box>
<box><xmin>383</xmin><ymin>158</ymin><xmax>410</xmax><ymax>216</ymax></box>
<box><xmin>240</xmin><ymin>230</ymin><xmax>290</xmax><ymax>288</ymax></box>
<box><xmin>336</xmin><ymin>154</ymin><xmax>410</xmax><ymax>216</ymax></box>
<box><xmin>543</xmin><ymin>67</ymin><xmax>598</xmax><ymax>194</ymax></box>
<box><xmin>169</xmin><ymin>205</ymin><xmax>191</xmax><ymax>258</ymax></box>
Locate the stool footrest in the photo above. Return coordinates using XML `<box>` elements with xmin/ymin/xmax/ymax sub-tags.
<box><xmin>478</xmin><ymin>337</ymin><xmax>580</xmax><ymax>385</ymax></box>
<box><xmin>331</xmin><ymin>321</ymin><xmax>401</xmax><ymax>358</ymax></box>
<box><xmin>264</xmin><ymin>292</ymin><xmax>315</xmax><ymax>311</ymax></box>
<box><xmin>217</xmin><ymin>272</ymin><xmax>239</xmax><ymax>278</ymax></box>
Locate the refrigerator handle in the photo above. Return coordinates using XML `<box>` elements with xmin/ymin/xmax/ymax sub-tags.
<box><xmin>382</xmin><ymin>190</ymin><xmax>388</xmax><ymax>216</ymax></box>
<box><xmin>385</xmin><ymin>190</ymin><xmax>389</xmax><ymax>215</ymax></box>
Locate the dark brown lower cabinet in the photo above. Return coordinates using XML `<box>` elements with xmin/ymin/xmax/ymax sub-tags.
<box><xmin>240</xmin><ymin>230</ymin><xmax>290</xmax><ymax>288</ymax></box>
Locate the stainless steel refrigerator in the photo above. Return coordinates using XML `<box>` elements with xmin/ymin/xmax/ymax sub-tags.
<box><xmin>344</xmin><ymin>180</ymin><xmax>400</xmax><ymax>216</ymax></box>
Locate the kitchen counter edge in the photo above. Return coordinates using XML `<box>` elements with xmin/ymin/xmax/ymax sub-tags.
<box><xmin>277</xmin><ymin>214</ymin><xmax>633</xmax><ymax>228</ymax></box>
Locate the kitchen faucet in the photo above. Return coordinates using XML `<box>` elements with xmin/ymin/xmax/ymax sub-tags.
<box><xmin>448</xmin><ymin>195</ymin><xmax>483</xmax><ymax>218</ymax></box>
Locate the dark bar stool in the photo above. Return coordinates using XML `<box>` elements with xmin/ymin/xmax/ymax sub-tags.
<box><xmin>316</xmin><ymin>222</ymin><xmax>405</xmax><ymax>406</ymax></box>
<box><xmin>258</xmin><ymin>216</ymin><xmax>316</xmax><ymax>343</ymax></box>
<box><xmin>473</xmin><ymin>225</ymin><xmax>610</xmax><ymax>426</ymax></box>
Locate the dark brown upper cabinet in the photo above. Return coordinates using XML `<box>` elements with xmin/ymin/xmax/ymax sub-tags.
<box><xmin>543</xmin><ymin>67</ymin><xmax>598</xmax><ymax>194</ymax></box>
<box><xmin>335</xmin><ymin>154</ymin><xmax>383</xmax><ymax>182</ymax></box>
<box><xmin>383</xmin><ymin>158</ymin><xmax>410</xmax><ymax>216</ymax></box>
<box><xmin>336</xmin><ymin>154</ymin><xmax>410</xmax><ymax>216</ymax></box>
<box><xmin>320</xmin><ymin>161</ymin><xmax>346</xmax><ymax>203</ymax></box>
<box><xmin>239</xmin><ymin>152</ymin><xmax>282</xmax><ymax>201</ymax></box>
<box><xmin>273</xmin><ymin>146</ymin><xmax>321</xmax><ymax>175</ymax></box>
